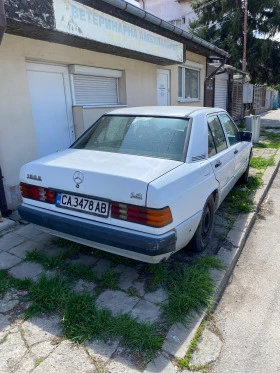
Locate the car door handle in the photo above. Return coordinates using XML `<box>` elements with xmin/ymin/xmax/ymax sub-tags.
<box><xmin>234</xmin><ymin>149</ymin><xmax>238</xmax><ymax>154</ymax></box>
<box><xmin>215</xmin><ymin>161</ymin><xmax>222</xmax><ymax>168</ymax></box>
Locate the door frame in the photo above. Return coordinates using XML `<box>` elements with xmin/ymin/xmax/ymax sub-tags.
<box><xmin>26</xmin><ymin>61</ymin><xmax>75</xmax><ymax>144</ymax></box>
<box><xmin>157</xmin><ymin>69</ymin><xmax>170</xmax><ymax>106</ymax></box>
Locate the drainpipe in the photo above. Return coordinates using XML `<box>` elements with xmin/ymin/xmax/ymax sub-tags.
<box><xmin>0</xmin><ymin>0</ymin><xmax>6</xmax><ymax>44</ymax></box>
<box><xmin>0</xmin><ymin>166</ymin><xmax>8</xmax><ymax>218</ymax></box>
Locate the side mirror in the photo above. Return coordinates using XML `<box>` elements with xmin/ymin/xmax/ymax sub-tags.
<box><xmin>240</xmin><ymin>131</ymin><xmax>252</xmax><ymax>142</ymax></box>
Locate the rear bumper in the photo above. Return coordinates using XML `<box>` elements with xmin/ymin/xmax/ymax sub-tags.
<box><xmin>18</xmin><ymin>204</ymin><xmax>176</xmax><ymax>261</ymax></box>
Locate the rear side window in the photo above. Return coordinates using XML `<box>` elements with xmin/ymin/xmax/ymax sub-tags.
<box><xmin>219</xmin><ymin>113</ymin><xmax>240</xmax><ymax>146</ymax></box>
<box><xmin>208</xmin><ymin>115</ymin><xmax>227</xmax><ymax>153</ymax></box>
<box><xmin>208</xmin><ymin>128</ymin><xmax>217</xmax><ymax>157</ymax></box>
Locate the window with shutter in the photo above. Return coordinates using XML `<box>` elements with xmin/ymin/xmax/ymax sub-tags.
<box><xmin>69</xmin><ymin>65</ymin><xmax>122</xmax><ymax>107</ymax></box>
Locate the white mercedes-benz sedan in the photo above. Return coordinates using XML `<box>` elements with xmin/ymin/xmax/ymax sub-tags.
<box><xmin>19</xmin><ymin>107</ymin><xmax>252</xmax><ymax>263</ymax></box>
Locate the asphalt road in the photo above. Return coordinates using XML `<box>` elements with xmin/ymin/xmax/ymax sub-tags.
<box><xmin>211</xmin><ymin>168</ymin><xmax>280</xmax><ymax>373</ymax></box>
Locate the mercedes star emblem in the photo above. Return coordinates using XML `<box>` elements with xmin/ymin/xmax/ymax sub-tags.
<box><xmin>73</xmin><ymin>171</ymin><xmax>84</xmax><ymax>188</ymax></box>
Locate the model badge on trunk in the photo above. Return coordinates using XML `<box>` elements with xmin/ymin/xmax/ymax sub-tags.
<box><xmin>27</xmin><ymin>174</ymin><xmax>42</xmax><ymax>181</ymax></box>
<box><xmin>73</xmin><ymin>171</ymin><xmax>84</xmax><ymax>188</ymax></box>
<box><xmin>130</xmin><ymin>192</ymin><xmax>143</xmax><ymax>200</ymax></box>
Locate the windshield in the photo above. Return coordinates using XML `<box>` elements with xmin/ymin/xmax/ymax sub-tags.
<box><xmin>72</xmin><ymin>115</ymin><xmax>189</xmax><ymax>161</ymax></box>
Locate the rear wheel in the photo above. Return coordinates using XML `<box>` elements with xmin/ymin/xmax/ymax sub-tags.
<box><xmin>189</xmin><ymin>195</ymin><xmax>215</xmax><ymax>252</ymax></box>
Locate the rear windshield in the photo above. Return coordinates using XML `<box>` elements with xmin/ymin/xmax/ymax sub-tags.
<box><xmin>72</xmin><ymin>115</ymin><xmax>189</xmax><ymax>161</ymax></box>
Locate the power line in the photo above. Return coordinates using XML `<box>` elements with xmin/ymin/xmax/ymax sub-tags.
<box><xmin>191</xmin><ymin>18</ymin><xmax>231</xmax><ymax>32</ymax></box>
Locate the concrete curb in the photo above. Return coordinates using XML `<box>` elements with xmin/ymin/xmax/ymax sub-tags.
<box><xmin>148</xmin><ymin>149</ymin><xmax>280</xmax><ymax>367</ymax></box>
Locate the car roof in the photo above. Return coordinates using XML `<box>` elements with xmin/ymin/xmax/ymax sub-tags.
<box><xmin>106</xmin><ymin>106</ymin><xmax>226</xmax><ymax>118</ymax></box>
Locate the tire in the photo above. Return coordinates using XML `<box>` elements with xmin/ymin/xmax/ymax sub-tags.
<box><xmin>189</xmin><ymin>195</ymin><xmax>215</xmax><ymax>252</ymax></box>
<box><xmin>239</xmin><ymin>151</ymin><xmax>252</xmax><ymax>184</ymax></box>
<box><xmin>239</xmin><ymin>162</ymin><xmax>250</xmax><ymax>184</ymax></box>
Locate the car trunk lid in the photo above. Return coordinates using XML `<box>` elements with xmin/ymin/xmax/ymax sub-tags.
<box><xmin>20</xmin><ymin>149</ymin><xmax>182</xmax><ymax>206</ymax></box>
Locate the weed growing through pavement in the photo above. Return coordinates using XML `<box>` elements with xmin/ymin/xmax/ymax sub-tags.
<box><xmin>98</xmin><ymin>269</ymin><xmax>119</xmax><ymax>290</ymax></box>
<box><xmin>34</xmin><ymin>358</ymin><xmax>44</xmax><ymax>367</ymax></box>
<box><xmin>0</xmin><ymin>269</ymin><xmax>32</xmax><ymax>294</ymax></box>
<box><xmin>178</xmin><ymin>320</ymin><xmax>206</xmax><ymax>370</ymax></box>
<box><xmin>1</xmin><ymin>251</ymin><xmax>223</xmax><ymax>361</ymax></box>
<box><xmin>26</xmin><ymin>248</ymin><xmax>120</xmax><ymax>289</ymax></box>
<box><xmin>250</xmin><ymin>156</ymin><xmax>275</xmax><ymax>169</ymax></box>
<box><xmin>163</xmin><ymin>256</ymin><xmax>223</xmax><ymax>324</ymax></box>
<box><xmin>257</xmin><ymin>132</ymin><xmax>280</xmax><ymax>149</ymax></box>
<box><xmin>225</xmin><ymin>174</ymin><xmax>263</xmax><ymax>213</ymax></box>
<box><xmin>24</xmin><ymin>274</ymin><xmax>162</xmax><ymax>358</ymax></box>
<box><xmin>146</xmin><ymin>263</ymin><xmax>169</xmax><ymax>290</ymax></box>
<box><xmin>127</xmin><ymin>286</ymin><xmax>139</xmax><ymax>297</ymax></box>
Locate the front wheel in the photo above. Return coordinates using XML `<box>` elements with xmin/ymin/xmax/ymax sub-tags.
<box><xmin>189</xmin><ymin>195</ymin><xmax>215</xmax><ymax>252</ymax></box>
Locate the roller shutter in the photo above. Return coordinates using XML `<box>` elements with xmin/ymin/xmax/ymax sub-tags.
<box><xmin>72</xmin><ymin>74</ymin><xmax>119</xmax><ymax>106</ymax></box>
<box><xmin>214</xmin><ymin>76</ymin><xmax>228</xmax><ymax>110</ymax></box>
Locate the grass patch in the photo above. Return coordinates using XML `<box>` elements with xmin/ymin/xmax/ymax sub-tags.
<box><xmin>26</xmin><ymin>274</ymin><xmax>71</xmax><ymax>316</ymax></box>
<box><xmin>25</xmin><ymin>248</ymin><xmax>122</xmax><ymax>289</ymax></box>
<box><xmin>147</xmin><ymin>263</ymin><xmax>169</xmax><ymax>290</ymax></box>
<box><xmin>25</xmin><ymin>274</ymin><xmax>162</xmax><ymax>357</ymax></box>
<box><xmin>250</xmin><ymin>156</ymin><xmax>275</xmax><ymax>169</ymax></box>
<box><xmin>257</xmin><ymin>132</ymin><xmax>280</xmax><ymax>149</ymax></box>
<box><xmin>99</xmin><ymin>269</ymin><xmax>119</xmax><ymax>290</ymax></box>
<box><xmin>226</xmin><ymin>174</ymin><xmax>263</xmax><ymax>213</ymax></box>
<box><xmin>62</xmin><ymin>291</ymin><xmax>163</xmax><ymax>354</ymax></box>
<box><xmin>163</xmin><ymin>256</ymin><xmax>222</xmax><ymax>324</ymax></box>
<box><xmin>64</xmin><ymin>263</ymin><xmax>97</xmax><ymax>282</ymax></box>
<box><xmin>178</xmin><ymin>321</ymin><xmax>207</xmax><ymax>370</ymax></box>
<box><xmin>0</xmin><ymin>269</ymin><xmax>32</xmax><ymax>294</ymax></box>
<box><xmin>25</xmin><ymin>249</ymin><xmax>67</xmax><ymax>270</ymax></box>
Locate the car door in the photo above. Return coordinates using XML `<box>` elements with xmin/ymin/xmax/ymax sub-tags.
<box><xmin>207</xmin><ymin>114</ymin><xmax>236</xmax><ymax>204</ymax></box>
<box><xmin>218</xmin><ymin>113</ymin><xmax>251</xmax><ymax>179</ymax></box>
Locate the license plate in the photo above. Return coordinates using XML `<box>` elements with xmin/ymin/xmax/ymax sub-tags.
<box><xmin>56</xmin><ymin>193</ymin><xmax>109</xmax><ymax>217</ymax></box>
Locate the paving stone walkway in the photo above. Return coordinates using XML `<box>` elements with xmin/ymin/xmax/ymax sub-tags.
<box><xmin>0</xmin><ymin>213</ymin><xmax>231</xmax><ymax>372</ymax></box>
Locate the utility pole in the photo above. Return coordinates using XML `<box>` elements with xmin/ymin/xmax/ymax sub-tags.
<box><xmin>242</xmin><ymin>0</ymin><xmax>248</xmax><ymax>118</ymax></box>
<box><xmin>242</xmin><ymin>0</ymin><xmax>248</xmax><ymax>74</ymax></box>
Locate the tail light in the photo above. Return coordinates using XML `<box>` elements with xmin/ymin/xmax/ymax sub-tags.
<box><xmin>20</xmin><ymin>183</ymin><xmax>56</xmax><ymax>204</ymax></box>
<box><xmin>111</xmin><ymin>202</ymin><xmax>172</xmax><ymax>227</ymax></box>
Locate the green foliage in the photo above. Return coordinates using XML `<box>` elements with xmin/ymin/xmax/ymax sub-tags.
<box><xmin>98</xmin><ymin>269</ymin><xmax>119</xmax><ymax>290</ymax></box>
<box><xmin>256</xmin><ymin>132</ymin><xmax>280</xmax><ymax>149</ymax></box>
<box><xmin>178</xmin><ymin>321</ymin><xmax>206</xmax><ymax>370</ymax></box>
<box><xmin>190</xmin><ymin>0</ymin><xmax>280</xmax><ymax>85</ymax></box>
<box><xmin>163</xmin><ymin>256</ymin><xmax>222</xmax><ymax>324</ymax></box>
<box><xmin>0</xmin><ymin>269</ymin><xmax>31</xmax><ymax>294</ymax></box>
<box><xmin>26</xmin><ymin>275</ymin><xmax>162</xmax><ymax>356</ymax></box>
<box><xmin>147</xmin><ymin>263</ymin><xmax>169</xmax><ymax>290</ymax></box>
<box><xmin>250</xmin><ymin>156</ymin><xmax>275</xmax><ymax>169</ymax></box>
<box><xmin>226</xmin><ymin>174</ymin><xmax>263</xmax><ymax>213</ymax></box>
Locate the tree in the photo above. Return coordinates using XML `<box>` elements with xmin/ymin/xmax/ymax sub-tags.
<box><xmin>189</xmin><ymin>0</ymin><xmax>280</xmax><ymax>85</ymax></box>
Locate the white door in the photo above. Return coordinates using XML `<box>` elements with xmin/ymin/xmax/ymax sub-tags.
<box><xmin>214</xmin><ymin>75</ymin><xmax>228</xmax><ymax>110</ymax></box>
<box><xmin>26</xmin><ymin>62</ymin><xmax>75</xmax><ymax>158</ymax></box>
<box><xmin>157</xmin><ymin>69</ymin><xmax>170</xmax><ymax>106</ymax></box>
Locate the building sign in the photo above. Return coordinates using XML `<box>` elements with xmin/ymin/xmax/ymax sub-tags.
<box><xmin>53</xmin><ymin>0</ymin><xmax>184</xmax><ymax>62</ymax></box>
